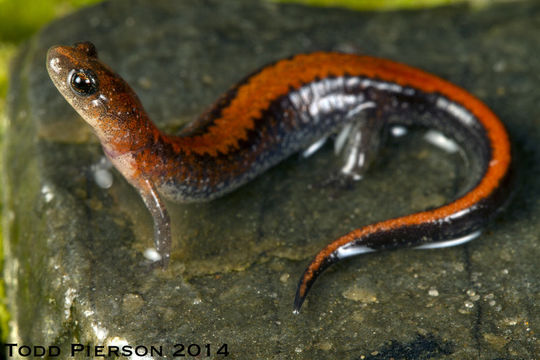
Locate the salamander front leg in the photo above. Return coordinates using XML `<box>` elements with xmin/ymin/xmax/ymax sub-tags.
<box><xmin>134</xmin><ymin>178</ymin><xmax>171</xmax><ymax>268</ymax></box>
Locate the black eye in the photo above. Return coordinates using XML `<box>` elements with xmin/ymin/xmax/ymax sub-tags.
<box><xmin>69</xmin><ymin>69</ymin><xmax>98</xmax><ymax>96</ymax></box>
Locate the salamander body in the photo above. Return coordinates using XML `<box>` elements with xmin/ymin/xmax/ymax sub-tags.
<box><xmin>46</xmin><ymin>42</ymin><xmax>512</xmax><ymax>313</ymax></box>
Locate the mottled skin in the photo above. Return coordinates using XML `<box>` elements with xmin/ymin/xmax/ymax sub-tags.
<box><xmin>46</xmin><ymin>42</ymin><xmax>512</xmax><ymax>313</ymax></box>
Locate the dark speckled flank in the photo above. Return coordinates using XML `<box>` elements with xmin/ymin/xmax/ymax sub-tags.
<box><xmin>156</xmin><ymin>74</ymin><xmax>493</xmax><ymax>202</ymax></box>
<box><xmin>157</xmin><ymin>76</ymin><xmax>372</xmax><ymax>201</ymax></box>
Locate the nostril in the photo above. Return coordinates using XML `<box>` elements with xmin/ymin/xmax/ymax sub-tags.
<box><xmin>48</xmin><ymin>57</ymin><xmax>62</xmax><ymax>74</ymax></box>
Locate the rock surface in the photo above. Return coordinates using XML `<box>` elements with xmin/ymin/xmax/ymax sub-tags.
<box><xmin>3</xmin><ymin>0</ymin><xmax>539</xmax><ymax>358</ymax></box>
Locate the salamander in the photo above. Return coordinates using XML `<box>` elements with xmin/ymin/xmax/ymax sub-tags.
<box><xmin>46</xmin><ymin>42</ymin><xmax>512</xmax><ymax>313</ymax></box>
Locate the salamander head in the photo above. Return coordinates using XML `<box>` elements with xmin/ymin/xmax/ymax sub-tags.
<box><xmin>46</xmin><ymin>41</ymin><xmax>145</xmax><ymax>140</ymax></box>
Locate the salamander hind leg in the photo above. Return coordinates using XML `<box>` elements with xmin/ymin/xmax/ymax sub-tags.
<box><xmin>335</xmin><ymin>109</ymin><xmax>387</xmax><ymax>181</ymax></box>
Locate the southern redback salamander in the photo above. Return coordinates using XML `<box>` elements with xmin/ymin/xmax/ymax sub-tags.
<box><xmin>46</xmin><ymin>42</ymin><xmax>512</xmax><ymax>313</ymax></box>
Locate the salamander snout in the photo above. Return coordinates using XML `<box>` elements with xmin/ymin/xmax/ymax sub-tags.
<box><xmin>46</xmin><ymin>42</ymin><xmax>109</xmax><ymax>129</ymax></box>
<box><xmin>46</xmin><ymin>46</ymin><xmax>65</xmax><ymax>77</ymax></box>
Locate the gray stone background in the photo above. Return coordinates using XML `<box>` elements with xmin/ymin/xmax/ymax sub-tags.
<box><xmin>3</xmin><ymin>0</ymin><xmax>539</xmax><ymax>358</ymax></box>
